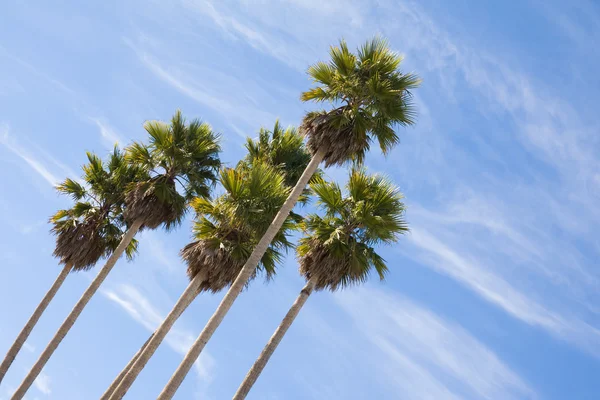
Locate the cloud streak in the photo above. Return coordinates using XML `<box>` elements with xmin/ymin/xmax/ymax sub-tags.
<box><xmin>90</xmin><ymin>118</ymin><xmax>124</xmax><ymax>146</ymax></box>
<box><xmin>102</xmin><ymin>283</ymin><xmax>214</xmax><ymax>381</ymax></box>
<box><xmin>0</xmin><ymin>123</ymin><xmax>62</xmax><ymax>186</ymax></box>
<box><xmin>132</xmin><ymin>0</ymin><xmax>600</xmax><ymax>366</ymax></box>
<box><xmin>33</xmin><ymin>371</ymin><xmax>51</xmax><ymax>396</ymax></box>
<box><xmin>335</xmin><ymin>287</ymin><xmax>535</xmax><ymax>400</ymax></box>
<box><xmin>124</xmin><ymin>36</ymin><xmax>280</xmax><ymax>136</ymax></box>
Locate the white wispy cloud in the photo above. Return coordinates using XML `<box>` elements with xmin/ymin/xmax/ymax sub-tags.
<box><xmin>376</xmin><ymin>0</ymin><xmax>600</xmax><ymax>355</ymax></box>
<box><xmin>335</xmin><ymin>287</ymin><xmax>535</xmax><ymax>400</ymax></box>
<box><xmin>102</xmin><ymin>283</ymin><xmax>214</xmax><ymax>382</ymax></box>
<box><xmin>0</xmin><ymin>44</ymin><xmax>76</xmax><ymax>97</ymax></box>
<box><xmin>23</xmin><ymin>341</ymin><xmax>35</xmax><ymax>353</ymax></box>
<box><xmin>0</xmin><ymin>123</ymin><xmax>61</xmax><ymax>186</ymax></box>
<box><xmin>123</xmin><ymin>36</ymin><xmax>280</xmax><ymax>136</ymax></box>
<box><xmin>318</xmin><ymin>0</ymin><xmax>600</xmax><ymax>361</ymax></box>
<box><xmin>180</xmin><ymin>0</ymin><xmax>367</xmax><ymax>70</ymax></box>
<box><xmin>90</xmin><ymin>118</ymin><xmax>124</xmax><ymax>146</ymax></box>
<box><xmin>403</xmin><ymin>201</ymin><xmax>600</xmax><ymax>356</ymax></box>
<box><xmin>139</xmin><ymin>231</ymin><xmax>183</xmax><ymax>275</ymax></box>
<box><xmin>125</xmin><ymin>0</ymin><xmax>600</xmax><ymax>366</ymax></box>
<box><xmin>33</xmin><ymin>371</ymin><xmax>51</xmax><ymax>396</ymax></box>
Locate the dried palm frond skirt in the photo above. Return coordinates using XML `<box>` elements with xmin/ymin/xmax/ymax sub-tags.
<box><xmin>300</xmin><ymin>110</ymin><xmax>369</xmax><ymax>167</ymax></box>
<box><xmin>298</xmin><ymin>239</ymin><xmax>366</xmax><ymax>291</ymax></box>
<box><xmin>181</xmin><ymin>240</ymin><xmax>258</xmax><ymax>293</ymax></box>
<box><xmin>52</xmin><ymin>220</ymin><xmax>106</xmax><ymax>271</ymax></box>
<box><xmin>124</xmin><ymin>183</ymin><xmax>182</xmax><ymax>230</ymax></box>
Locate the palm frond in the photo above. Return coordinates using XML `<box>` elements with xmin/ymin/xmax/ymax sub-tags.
<box><xmin>300</xmin><ymin>37</ymin><xmax>421</xmax><ymax>166</ymax></box>
<box><xmin>55</xmin><ymin>178</ymin><xmax>87</xmax><ymax>201</ymax></box>
<box><xmin>240</xmin><ymin>120</ymin><xmax>313</xmax><ymax>191</ymax></box>
<box><xmin>124</xmin><ymin>111</ymin><xmax>221</xmax><ymax>231</ymax></box>
<box><xmin>182</xmin><ymin>161</ymin><xmax>297</xmax><ymax>291</ymax></box>
<box><xmin>298</xmin><ymin>170</ymin><xmax>407</xmax><ymax>291</ymax></box>
<box><xmin>51</xmin><ymin>145</ymin><xmax>146</xmax><ymax>270</ymax></box>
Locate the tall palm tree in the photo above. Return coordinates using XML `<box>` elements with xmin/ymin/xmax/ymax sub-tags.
<box><xmin>0</xmin><ymin>147</ymin><xmax>141</xmax><ymax>384</ymax></box>
<box><xmin>157</xmin><ymin>37</ymin><xmax>420</xmax><ymax>399</ymax></box>
<box><xmin>104</xmin><ymin>162</ymin><xmax>297</xmax><ymax>399</ymax></box>
<box><xmin>233</xmin><ymin>169</ymin><xmax>408</xmax><ymax>399</ymax></box>
<box><xmin>104</xmin><ymin>122</ymin><xmax>313</xmax><ymax>399</ymax></box>
<box><xmin>12</xmin><ymin>111</ymin><xmax>221</xmax><ymax>399</ymax></box>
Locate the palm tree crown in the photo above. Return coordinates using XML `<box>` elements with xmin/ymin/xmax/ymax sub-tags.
<box><xmin>182</xmin><ymin>162</ymin><xmax>297</xmax><ymax>293</ymax></box>
<box><xmin>124</xmin><ymin>110</ymin><xmax>221</xmax><ymax>231</ymax></box>
<box><xmin>240</xmin><ymin>120</ymin><xmax>319</xmax><ymax>212</ymax></box>
<box><xmin>300</xmin><ymin>37</ymin><xmax>421</xmax><ymax>166</ymax></box>
<box><xmin>241</xmin><ymin>120</ymin><xmax>313</xmax><ymax>188</ymax></box>
<box><xmin>51</xmin><ymin>147</ymin><xmax>145</xmax><ymax>271</ymax></box>
<box><xmin>297</xmin><ymin>169</ymin><xmax>408</xmax><ymax>291</ymax></box>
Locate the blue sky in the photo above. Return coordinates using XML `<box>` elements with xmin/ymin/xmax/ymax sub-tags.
<box><xmin>1</xmin><ymin>0</ymin><xmax>599</xmax><ymax>399</ymax></box>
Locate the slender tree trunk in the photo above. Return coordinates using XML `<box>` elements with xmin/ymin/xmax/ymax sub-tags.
<box><xmin>99</xmin><ymin>333</ymin><xmax>154</xmax><ymax>400</ymax></box>
<box><xmin>11</xmin><ymin>220</ymin><xmax>142</xmax><ymax>400</ymax></box>
<box><xmin>157</xmin><ymin>148</ymin><xmax>325</xmax><ymax>400</ymax></box>
<box><xmin>233</xmin><ymin>280</ymin><xmax>315</xmax><ymax>400</ymax></box>
<box><xmin>0</xmin><ymin>263</ymin><xmax>72</xmax><ymax>384</ymax></box>
<box><xmin>106</xmin><ymin>273</ymin><xmax>205</xmax><ymax>400</ymax></box>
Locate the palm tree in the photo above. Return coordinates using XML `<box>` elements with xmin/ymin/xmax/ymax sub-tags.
<box><xmin>104</xmin><ymin>121</ymin><xmax>313</xmax><ymax>399</ymax></box>
<box><xmin>12</xmin><ymin>111</ymin><xmax>221</xmax><ymax>399</ymax></box>
<box><xmin>233</xmin><ymin>169</ymin><xmax>408</xmax><ymax>399</ymax></box>
<box><xmin>157</xmin><ymin>37</ymin><xmax>420</xmax><ymax>399</ymax></box>
<box><xmin>0</xmin><ymin>147</ymin><xmax>141</xmax><ymax>384</ymax></box>
<box><xmin>104</xmin><ymin>162</ymin><xmax>297</xmax><ymax>399</ymax></box>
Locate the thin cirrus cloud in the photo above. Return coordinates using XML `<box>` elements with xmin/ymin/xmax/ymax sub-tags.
<box><xmin>1</xmin><ymin>120</ymin><xmax>131</xmax><ymax>189</ymax></box>
<box><xmin>334</xmin><ymin>287</ymin><xmax>535</xmax><ymax>400</ymax></box>
<box><xmin>407</xmin><ymin>226</ymin><xmax>599</xmax><ymax>351</ymax></box>
<box><xmin>89</xmin><ymin>118</ymin><xmax>124</xmax><ymax>147</ymax></box>
<box><xmin>385</xmin><ymin>1</ymin><xmax>600</xmax><ymax>360</ymax></box>
<box><xmin>167</xmin><ymin>0</ymin><xmax>600</xmax><ymax>361</ymax></box>
<box><xmin>33</xmin><ymin>371</ymin><xmax>52</xmax><ymax>396</ymax></box>
<box><xmin>123</xmin><ymin>37</ymin><xmax>280</xmax><ymax>137</ymax></box>
<box><xmin>400</xmin><ymin>180</ymin><xmax>600</xmax><ymax>358</ymax></box>
<box><xmin>0</xmin><ymin>44</ymin><xmax>76</xmax><ymax>98</ymax></box>
<box><xmin>180</xmin><ymin>0</ymin><xmax>368</xmax><ymax>70</ymax></box>
<box><xmin>0</xmin><ymin>123</ymin><xmax>62</xmax><ymax>187</ymax></box>
<box><xmin>101</xmin><ymin>283</ymin><xmax>215</xmax><ymax>382</ymax></box>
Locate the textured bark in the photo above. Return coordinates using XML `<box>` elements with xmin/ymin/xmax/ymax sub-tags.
<box><xmin>233</xmin><ymin>280</ymin><xmax>315</xmax><ymax>400</ymax></box>
<box><xmin>99</xmin><ymin>334</ymin><xmax>154</xmax><ymax>400</ymax></box>
<box><xmin>107</xmin><ymin>273</ymin><xmax>204</xmax><ymax>400</ymax></box>
<box><xmin>0</xmin><ymin>263</ymin><xmax>72</xmax><ymax>384</ymax></box>
<box><xmin>157</xmin><ymin>148</ymin><xmax>326</xmax><ymax>400</ymax></box>
<box><xmin>12</xmin><ymin>220</ymin><xmax>142</xmax><ymax>399</ymax></box>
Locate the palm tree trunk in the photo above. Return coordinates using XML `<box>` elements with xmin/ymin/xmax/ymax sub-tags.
<box><xmin>157</xmin><ymin>148</ymin><xmax>326</xmax><ymax>400</ymax></box>
<box><xmin>11</xmin><ymin>220</ymin><xmax>142</xmax><ymax>399</ymax></box>
<box><xmin>99</xmin><ymin>333</ymin><xmax>154</xmax><ymax>400</ymax></box>
<box><xmin>0</xmin><ymin>263</ymin><xmax>72</xmax><ymax>384</ymax></box>
<box><xmin>232</xmin><ymin>279</ymin><xmax>315</xmax><ymax>400</ymax></box>
<box><xmin>106</xmin><ymin>273</ymin><xmax>205</xmax><ymax>400</ymax></box>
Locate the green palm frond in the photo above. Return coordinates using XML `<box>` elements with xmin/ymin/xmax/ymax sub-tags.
<box><xmin>55</xmin><ymin>178</ymin><xmax>87</xmax><ymax>201</ymax></box>
<box><xmin>123</xmin><ymin>111</ymin><xmax>221</xmax><ymax>230</ymax></box>
<box><xmin>298</xmin><ymin>169</ymin><xmax>407</xmax><ymax>291</ymax></box>
<box><xmin>311</xmin><ymin>178</ymin><xmax>344</xmax><ymax>216</ymax></box>
<box><xmin>300</xmin><ymin>37</ymin><xmax>421</xmax><ymax>166</ymax></box>
<box><xmin>126</xmin><ymin>142</ymin><xmax>153</xmax><ymax>170</ymax></box>
<box><xmin>51</xmin><ymin>145</ymin><xmax>147</xmax><ymax>270</ymax></box>
<box><xmin>144</xmin><ymin>120</ymin><xmax>172</xmax><ymax>153</ymax></box>
<box><xmin>220</xmin><ymin>168</ymin><xmax>245</xmax><ymax>200</ymax></box>
<box><xmin>183</xmin><ymin>161</ymin><xmax>297</xmax><ymax>291</ymax></box>
<box><xmin>240</xmin><ymin>120</ymin><xmax>316</xmax><ymax>191</ymax></box>
<box><xmin>124</xmin><ymin>237</ymin><xmax>139</xmax><ymax>261</ymax></box>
